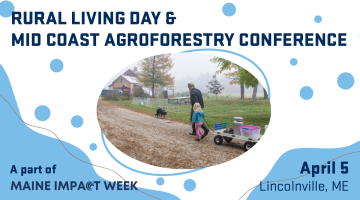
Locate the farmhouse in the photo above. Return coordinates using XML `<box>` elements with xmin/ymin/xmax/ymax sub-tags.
<box><xmin>109</xmin><ymin>67</ymin><xmax>172</xmax><ymax>96</ymax></box>
<box><xmin>108</xmin><ymin>67</ymin><xmax>151</xmax><ymax>96</ymax></box>
<box><xmin>122</xmin><ymin>67</ymin><xmax>138</xmax><ymax>77</ymax></box>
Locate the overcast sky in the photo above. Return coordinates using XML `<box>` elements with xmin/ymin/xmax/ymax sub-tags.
<box><xmin>104</xmin><ymin>53</ymin><xmax>263</xmax><ymax>95</ymax></box>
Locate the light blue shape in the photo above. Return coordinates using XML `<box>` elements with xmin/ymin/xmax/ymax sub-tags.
<box><xmin>50</xmin><ymin>59</ymin><xmax>63</xmax><ymax>73</ymax></box>
<box><xmin>337</xmin><ymin>72</ymin><xmax>354</xmax><ymax>90</ymax></box>
<box><xmin>156</xmin><ymin>177</ymin><xmax>164</xmax><ymax>186</ymax></box>
<box><xmin>71</xmin><ymin>115</ymin><xmax>83</xmax><ymax>128</ymax></box>
<box><xmin>35</xmin><ymin>105</ymin><xmax>50</xmax><ymax>121</ymax></box>
<box><xmin>290</xmin><ymin>58</ymin><xmax>298</xmax><ymax>66</ymax></box>
<box><xmin>0</xmin><ymin>64</ymin><xmax>180</xmax><ymax>200</ymax></box>
<box><xmin>184</xmin><ymin>179</ymin><xmax>196</xmax><ymax>192</ymax></box>
<box><xmin>182</xmin><ymin>48</ymin><xmax>271</xmax><ymax>99</ymax></box>
<box><xmin>247</xmin><ymin>141</ymin><xmax>360</xmax><ymax>199</ymax></box>
<box><xmin>90</xmin><ymin>143</ymin><xmax>97</xmax><ymax>151</ymax></box>
<box><xmin>222</xmin><ymin>3</ymin><xmax>236</xmax><ymax>17</ymax></box>
<box><xmin>0</xmin><ymin>1</ymin><xmax>14</xmax><ymax>18</ymax></box>
<box><xmin>314</xmin><ymin>15</ymin><xmax>322</xmax><ymax>23</ymax></box>
<box><xmin>300</xmin><ymin>86</ymin><xmax>313</xmax><ymax>100</ymax></box>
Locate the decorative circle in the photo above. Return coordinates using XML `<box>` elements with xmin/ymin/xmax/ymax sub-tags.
<box><xmin>184</xmin><ymin>179</ymin><xmax>196</xmax><ymax>192</ymax></box>
<box><xmin>314</xmin><ymin>15</ymin><xmax>322</xmax><ymax>23</ymax></box>
<box><xmin>337</xmin><ymin>72</ymin><xmax>354</xmax><ymax>90</ymax></box>
<box><xmin>90</xmin><ymin>143</ymin><xmax>97</xmax><ymax>151</ymax></box>
<box><xmin>300</xmin><ymin>86</ymin><xmax>313</xmax><ymax>100</ymax></box>
<box><xmin>35</xmin><ymin>105</ymin><xmax>51</xmax><ymax>121</ymax></box>
<box><xmin>156</xmin><ymin>177</ymin><xmax>164</xmax><ymax>186</ymax></box>
<box><xmin>50</xmin><ymin>59</ymin><xmax>64</xmax><ymax>73</ymax></box>
<box><xmin>222</xmin><ymin>3</ymin><xmax>236</xmax><ymax>17</ymax></box>
<box><xmin>71</xmin><ymin>115</ymin><xmax>83</xmax><ymax>128</ymax></box>
<box><xmin>290</xmin><ymin>58</ymin><xmax>298</xmax><ymax>66</ymax></box>
<box><xmin>0</xmin><ymin>1</ymin><xmax>14</xmax><ymax>18</ymax></box>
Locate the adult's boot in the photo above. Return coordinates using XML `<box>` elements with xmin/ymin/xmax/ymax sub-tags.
<box><xmin>201</xmin><ymin>123</ymin><xmax>210</xmax><ymax>137</ymax></box>
<box><xmin>189</xmin><ymin>123</ymin><xmax>196</xmax><ymax>135</ymax></box>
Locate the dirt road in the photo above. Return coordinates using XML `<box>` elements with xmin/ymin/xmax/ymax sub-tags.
<box><xmin>97</xmin><ymin>100</ymin><xmax>245</xmax><ymax>169</ymax></box>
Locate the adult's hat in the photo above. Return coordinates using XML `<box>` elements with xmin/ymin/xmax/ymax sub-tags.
<box><xmin>188</xmin><ymin>82</ymin><xmax>194</xmax><ymax>87</ymax></box>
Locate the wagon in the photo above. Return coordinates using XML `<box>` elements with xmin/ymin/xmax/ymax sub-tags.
<box><xmin>213</xmin><ymin>123</ymin><xmax>261</xmax><ymax>151</ymax></box>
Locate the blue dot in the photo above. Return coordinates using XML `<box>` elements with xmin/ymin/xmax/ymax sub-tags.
<box><xmin>156</xmin><ymin>177</ymin><xmax>164</xmax><ymax>186</ymax></box>
<box><xmin>71</xmin><ymin>115</ymin><xmax>83</xmax><ymax>128</ymax></box>
<box><xmin>0</xmin><ymin>1</ymin><xmax>14</xmax><ymax>18</ymax></box>
<box><xmin>222</xmin><ymin>3</ymin><xmax>236</xmax><ymax>17</ymax></box>
<box><xmin>314</xmin><ymin>15</ymin><xmax>322</xmax><ymax>23</ymax></box>
<box><xmin>300</xmin><ymin>86</ymin><xmax>313</xmax><ymax>100</ymax></box>
<box><xmin>50</xmin><ymin>59</ymin><xmax>63</xmax><ymax>73</ymax></box>
<box><xmin>35</xmin><ymin>105</ymin><xmax>51</xmax><ymax>121</ymax></box>
<box><xmin>184</xmin><ymin>179</ymin><xmax>196</xmax><ymax>192</ymax></box>
<box><xmin>337</xmin><ymin>72</ymin><xmax>354</xmax><ymax>90</ymax></box>
<box><xmin>290</xmin><ymin>58</ymin><xmax>298</xmax><ymax>66</ymax></box>
<box><xmin>90</xmin><ymin>143</ymin><xmax>97</xmax><ymax>151</ymax></box>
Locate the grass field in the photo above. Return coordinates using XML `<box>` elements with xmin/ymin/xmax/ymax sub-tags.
<box><xmin>108</xmin><ymin>95</ymin><xmax>271</xmax><ymax>134</ymax></box>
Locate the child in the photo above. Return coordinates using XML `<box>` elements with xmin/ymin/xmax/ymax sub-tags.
<box><xmin>191</xmin><ymin>102</ymin><xmax>205</xmax><ymax>141</ymax></box>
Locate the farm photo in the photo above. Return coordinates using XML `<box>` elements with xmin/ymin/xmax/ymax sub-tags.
<box><xmin>97</xmin><ymin>53</ymin><xmax>271</xmax><ymax>169</ymax></box>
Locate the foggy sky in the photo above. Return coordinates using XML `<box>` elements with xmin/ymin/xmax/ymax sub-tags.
<box><xmin>103</xmin><ymin>53</ymin><xmax>264</xmax><ymax>96</ymax></box>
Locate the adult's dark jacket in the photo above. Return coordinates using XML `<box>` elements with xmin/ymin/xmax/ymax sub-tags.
<box><xmin>190</xmin><ymin>88</ymin><xmax>204</xmax><ymax>109</ymax></box>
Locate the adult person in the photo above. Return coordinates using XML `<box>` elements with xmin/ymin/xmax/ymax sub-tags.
<box><xmin>188</xmin><ymin>83</ymin><xmax>209</xmax><ymax>137</ymax></box>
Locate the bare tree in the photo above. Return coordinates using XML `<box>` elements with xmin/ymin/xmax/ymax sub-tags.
<box><xmin>206</xmin><ymin>74</ymin><xmax>224</xmax><ymax>101</ymax></box>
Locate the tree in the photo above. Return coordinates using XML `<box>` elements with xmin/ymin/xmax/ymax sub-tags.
<box><xmin>211</xmin><ymin>57</ymin><xmax>265</xmax><ymax>101</ymax></box>
<box><xmin>210</xmin><ymin>57</ymin><xmax>245</xmax><ymax>99</ymax></box>
<box><xmin>136</xmin><ymin>54</ymin><xmax>175</xmax><ymax>98</ymax></box>
<box><xmin>238</xmin><ymin>68</ymin><xmax>258</xmax><ymax>101</ymax></box>
<box><xmin>206</xmin><ymin>74</ymin><xmax>224</xmax><ymax>101</ymax></box>
<box><xmin>263</xmin><ymin>87</ymin><xmax>268</xmax><ymax>100</ymax></box>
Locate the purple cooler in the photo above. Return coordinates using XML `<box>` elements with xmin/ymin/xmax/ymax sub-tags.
<box><xmin>240</xmin><ymin>125</ymin><xmax>261</xmax><ymax>138</ymax></box>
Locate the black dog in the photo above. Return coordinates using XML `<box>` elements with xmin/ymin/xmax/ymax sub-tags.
<box><xmin>155</xmin><ymin>108</ymin><xmax>167</xmax><ymax>119</ymax></box>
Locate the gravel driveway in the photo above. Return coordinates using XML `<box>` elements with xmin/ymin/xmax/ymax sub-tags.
<box><xmin>97</xmin><ymin>100</ymin><xmax>245</xmax><ymax>169</ymax></box>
